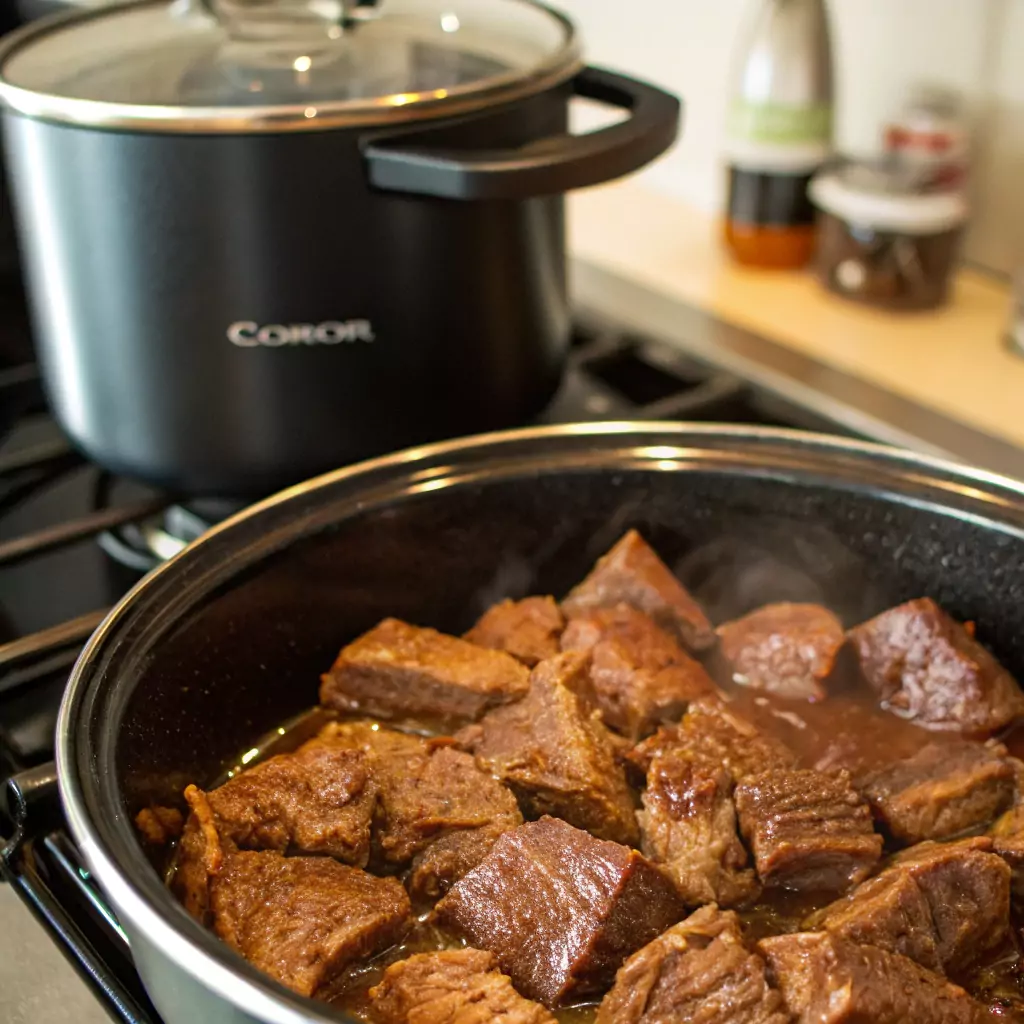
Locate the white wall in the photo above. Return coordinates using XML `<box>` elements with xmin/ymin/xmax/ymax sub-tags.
<box><xmin>561</xmin><ymin>0</ymin><xmax>1019</xmax><ymax>274</ymax></box>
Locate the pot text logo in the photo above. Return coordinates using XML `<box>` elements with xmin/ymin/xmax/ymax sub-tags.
<box><xmin>228</xmin><ymin>319</ymin><xmax>375</xmax><ymax>347</ymax></box>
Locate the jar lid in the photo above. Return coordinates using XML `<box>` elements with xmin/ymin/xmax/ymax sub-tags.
<box><xmin>810</xmin><ymin>162</ymin><xmax>968</xmax><ymax>235</ymax></box>
<box><xmin>0</xmin><ymin>0</ymin><xmax>580</xmax><ymax>132</ymax></box>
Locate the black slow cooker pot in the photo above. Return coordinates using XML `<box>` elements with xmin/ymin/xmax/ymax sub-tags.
<box><xmin>0</xmin><ymin>0</ymin><xmax>680</xmax><ymax>497</ymax></box>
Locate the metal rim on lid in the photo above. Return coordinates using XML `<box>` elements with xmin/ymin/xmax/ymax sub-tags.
<box><xmin>0</xmin><ymin>0</ymin><xmax>583</xmax><ymax>133</ymax></box>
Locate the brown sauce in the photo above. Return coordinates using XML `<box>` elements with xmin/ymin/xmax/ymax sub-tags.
<box><xmin>184</xmin><ymin>665</ymin><xmax>1024</xmax><ymax>1021</ymax></box>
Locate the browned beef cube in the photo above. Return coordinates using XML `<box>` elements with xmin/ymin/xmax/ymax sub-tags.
<box><xmin>808</xmin><ymin>866</ymin><xmax>941</xmax><ymax>971</ymax></box>
<box><xmin>629</xmin><ymin>698</ymin><xmax>798</xmax><ymax>780</ymax></box>
<box><xmin>735</xmin><ymin>769</ymin><xmax>882</xmax><ymax>893</ymax></box>
<box><xmin>135</xmin><ymin>805</ymin><xmax>184</xmax><ymax>846</ymax></box>
<box><xmin>561</xmin><ymin>605</ymin><xmax>721</xmax><ymax>740</ymax></box>
<box><xmin>889</xmin><ymin>838</ymin><xmax>1010</xmax><ymax>971</ymax></box>
<box><xmin>457</xmin><ymin>652</ymin><xmax>640</xmax><ymax>846</ymax></box>
<box><xmin>210</xmin><ymin>851</ymin><xmax>410</xmax><ymax>998</ymax></box>
<box><xmin>381</xmin><ymin>744</ymin><xmax>523</xmax><ymax>899</ymax></box>
<box><xmin>464</xmin><ymin>596</ymin><xmax>565</xmax><ymax>667</ymax></box>
<box><xmin>849</xmin><ymin>597</ymin><xmax>1024</xmax><ymax>736</ymax></box>
<box><xmin>717</xmin><ymin>603</ymin><xmax>846</xmax><ymax>702</ymax></box>
<box><xmin>990</xmin><ymin>802</ymin><xmax>1024</xmax><ymax>897</ymax></box>
<box><xmin>596</xmin><ymin>905</ymin><xmax>790</xmax><ymax>1024</ymax></box>
<box><xmin>182</xmin><ymin>745</ymin><xmax>378</xmax><ymax>866</ymax></box>
<box><xmin>638</xmin><ymin>751</ymin><xmax>758</xmax><ymax>907</ymax></box>
<box><xmin>320</xmin><ymin>618</ymin><xmax>530</xmax><ymax>728</ymax></box>
<box><xmin>860</xmin><ymin>739</ymin><xmax>1015</xmax><ymax>844</ymax></box>
<box><xmin>562</xmin><ymin>530</ymin><xmax>714</xmax><ymax>652</ymax></box>
<box><xmin>436</xmin><ymin>816</ymin><xmax>686</xmax><ymax>1007</ymax></box>
<box><xmin>368</xmin><ymin>949</ymin><xmax>556</xmax><ymax>1024</ymax></box>
<box><xmin>759</xmin><ymin>932</ymin><xmax>989</xmax><ymax>1024</ymax></box>
<box><xmin>304</xmin><ymin>720</ymin><xmax>521</xmax><ymax>898</ymax></box>
<box><xmin>810</xmin><ymin>836</ymin><xmax>1010</xmax><ymax>975</ymax></box>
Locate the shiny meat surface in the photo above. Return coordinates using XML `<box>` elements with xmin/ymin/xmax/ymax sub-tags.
<box><xmin>304</xmin><ymin>721</ymin><xmax>522</xmax><ymax>898</ymax></box>
<box><xmin>716</xmin><ymin>603</ymin><xmax>846</xmax><ymax>702</ymax></box>
<box><xmin>560</xmin><ymin>605</ymin><xmax>720</xmax><ymax>740</ymax></box>
<box><xmin>859</xmin><ymin>739</ymin><xmax>1016</xmax><ymax>844</ymax></box>
<box><xmin>810</xmin><ymin>837</ymin><xmax>1011</xmax><ymax>974</ymax></box>
<box><xmin>210</xmin><ymin>852</ymin><xmax>410</xmax><ymax>998</ymax></box>
<box><xmin>181</xmin><ymin>745</ymin><xmax>378</xmax><ymax>866</ymax></box>
<box><xmin>320</xmin><ymin>618</ymin><xmax>529</xmax><ymax>728</ymax></box>
<box><xmin>759</xmin><ymin>932</ymin><xmax>990</xmax><ymax>1023</ymax></box>
<box><xmin>849</xmin><ymin>597</ymin><xmax>1024</xmax><ymax>736</ymax></box>
<box><xmin>464</xmin><ymin>596</ymin><xmax>565</xmax><ymax>667</ymax></box>
<box><xmin>628</xmin><ymin>698</ymin><xmax>798</xmax><ymax>780</ymax></box>
<box><xmin>368</xmin><ymin>949</ymin><xmax>556</xmax><ymax>1024</ymax></box>
<box><xmin>735</xmin><ymin>769</ymin><xmax>882</xmax><ymax>893</ymax></box>
<box><xmin>456</xmin><ymin>652</ymin><xmax>640</xmax><ymax>846</ymax></box>
<box><xmin>381</xmin><ymin>744</ymin><xmax>523</xmax><ymax>900</ymax></box>
<box><xmin>990</xmin><ymin>803</ymin><xmax>1024</xmax><ymax>897</ymax></box>
<box><xmin>562</xmin><ymin>531</ymin><xmax>714</xmax><ymax>653</ymax></box>
<box><xmin>436</xmin><ymin>817</ymin><xmax>686</xmax><ymax>1007</ymax></box>
<box><xmin>638</xmin><ymin>751</ymin><xmax>758</xmax><ymax>907</ymax></box>
<box><xmin>595</xmin><ymin>906</ymin><xmax>790</xmax><ymax>1024</ymax></box>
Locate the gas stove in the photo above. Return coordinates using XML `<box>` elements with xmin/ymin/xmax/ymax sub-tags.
<box><xmin>0</xmin><ymin>268</ymin><xmax>1021</xmax><ymax>1024</ymax></box>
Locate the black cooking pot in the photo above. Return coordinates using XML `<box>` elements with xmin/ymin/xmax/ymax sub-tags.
<box><xmin>0</xmin><ymin>0</ymin><xmax>680</xmax><ymax>498</ymax></box>
<box><xmin>55</xmin><ymin>423</ymin><xmax>1024</xmax><ymax>1024</ymax></box>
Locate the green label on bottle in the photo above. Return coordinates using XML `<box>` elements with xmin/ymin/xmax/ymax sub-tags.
<box><xmin>729</xmin><ymin>100</ymin><xmax>832</xmax><ymax>145</ymax></box>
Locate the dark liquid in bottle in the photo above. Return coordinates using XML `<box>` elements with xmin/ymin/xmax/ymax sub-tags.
<box><xmin>724</xmin><ymin>166</ymin><xmax>819</xmax><ymax>269</ymax></box>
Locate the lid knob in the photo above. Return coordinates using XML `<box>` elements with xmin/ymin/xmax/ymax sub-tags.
<box><xmin>200</xmin><ymin>0</ymin><xmax>379</xmax><ymax>43</ymax></box>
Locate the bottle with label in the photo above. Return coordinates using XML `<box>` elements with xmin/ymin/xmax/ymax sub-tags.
<box><xmin>723</xmin><ymin>0</ymin><xmax>834</xmax><ymax>269</ymax></box>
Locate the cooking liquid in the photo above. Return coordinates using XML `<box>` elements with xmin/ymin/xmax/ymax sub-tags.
<box><xmin>188</xmin><ymin>666</ymin><xmax>1024</xmax><ymax>1021</ymax></box>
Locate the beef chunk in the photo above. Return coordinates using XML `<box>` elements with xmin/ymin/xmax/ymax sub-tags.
<box><xmin>561</xmin><ymin>605</ymin><xmax>720</xmax><ymax>740</ymax></box>
<box><xmin>596</xmin><ymin>905</ymin><xmax>790</xmax><ymax>1024</ymax></box>
<box><xmin>859</xmin><ymin>739</ymin><xmax>1015</xmax><ymax>844</ymax></box>
<box><xmin>369</xmin><ymin>949</ymin><xmax>556</xmax><ymax>1024</ymax></box>
<box><xmin>457</xmin><ymin>652</ymin><xmax>639</xmax><ymax>846</ymax></box>
<box><xmin>735</xmin><ymin>769</ymin><xmax>882</xmax><ymax>893</ymax></box>
<box><xmin>809</xmin><ymin>836</ymin><xmax>1010</xmax><ymax>975</ymax></box>
<box><xmin>638</xmin><ymin>751</ymin><xmax>758</xmax><ymax>907</ymax></box>
<box><xmin>210</xmin><ymin>851</ymin><xmax>410</xmax><ymax>998</ymax></box>
<box><xmin>809</xmin><ymin>865</ymin><xmax>941</xmax><ymax>971</ymax></box>
<box><xmin>135</xmin><ymin>805</ymin><xmax>184</xmax><ymax>846</ymax></box>
<box><xmin>849</xmin><ymin>597</ymin><xmax>1024</xmax><ymax>736</ymax></box>
<box><xmin>320</xmin><ymin>618</ymin><xmax>529</xmax><ymax>728</ymax></box>
<box><xmin>436</xmin><ymin>816</ymin><xmax>686</xmax><ymax>1007</ymax></box>
<box><xmin>629</xmin><ymin>698</ymin><xmax>798</xmax><ymax>780</ymax></box>
<box><xmin>464</xmin><ymin>597</ymin><xmax>565</xmax><ymax>667</ymax></box>
<box><xmin>182</xmin><ymin>744</ymin><xmax>378</xmax><ymax>866</ymax></box>
<box><xmin>305</xmin><ymin>721</ymin><xmax>521</xmax><ymax>898</ymax></box>
<box><xmin>990</xmin><ymin>803</ymin><xmax>1024</xmax><ymax>897</ymax></box>
<box><xmin>716</xmin><ymin>603</ymin><xmax>846</xmax><ymax>702</ymax></box>
<box><xmin>380</xmin><ymin>744</ymin><xmax>522</xmax><ymax>899</ymax></box>
<box><xmin>759</xmin><ymin>932</ymin><xmax>989</xmax><ymax>1024</ymax></box>
<box><xmin>562</xmin><ymin>530</ymin><xmax>714</xmax><ymax>652</ymax></box>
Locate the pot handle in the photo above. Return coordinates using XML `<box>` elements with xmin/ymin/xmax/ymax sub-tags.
<box><xmin>362</xmin><ymin>66</ymin><xmax>682</xmax><ymax>201</ymax></box>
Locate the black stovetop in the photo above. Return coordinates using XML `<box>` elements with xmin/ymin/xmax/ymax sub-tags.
<box><xmin>0</xmin><ymin>292</ymin><xmax>869</xmax><ymax>1024</ymax></box>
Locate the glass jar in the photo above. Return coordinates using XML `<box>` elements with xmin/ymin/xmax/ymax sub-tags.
<box><xmin>809</xmin><ymin>162</ymin><xmax>968</xmax><ymax>311</ymax></box>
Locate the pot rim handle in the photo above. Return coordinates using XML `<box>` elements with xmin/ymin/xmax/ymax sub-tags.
<box><xmin>361</xmin><ymin>66</ymin><xmax>682</xmax><ymax>201</ymax></box>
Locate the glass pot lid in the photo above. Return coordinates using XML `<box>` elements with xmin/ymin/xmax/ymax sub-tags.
<box><xmin>0</xmin><ymin>0</ymin><xmax>581</xmax><ymax>132</ymax></box>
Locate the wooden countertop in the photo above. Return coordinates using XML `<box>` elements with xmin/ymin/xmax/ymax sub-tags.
<box><xmin>567</xmin><ymin>181</ymin><xmax>1023</xmax><ymax>451</ymax></box>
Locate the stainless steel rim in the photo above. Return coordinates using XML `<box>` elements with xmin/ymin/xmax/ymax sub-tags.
<box><xmin>0</xmin><ymin>0</ymin><xmax>583</xmax><ymax>133</ymax></box>
<box><xmin>56</xmin><ymin>421</ymin><xmax>1024</xmax><ymax>1024</ymax></box>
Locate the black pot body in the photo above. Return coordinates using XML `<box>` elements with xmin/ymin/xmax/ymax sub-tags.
<box><xmin>3</xmin><ymin>88</ymin><xmax>572</xmax><ymax>496</ymax></box>
<box><xmin>56</xmin><ymin>425</ymin><xmax>1024</xmax><ymax>1024</ymax></box>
